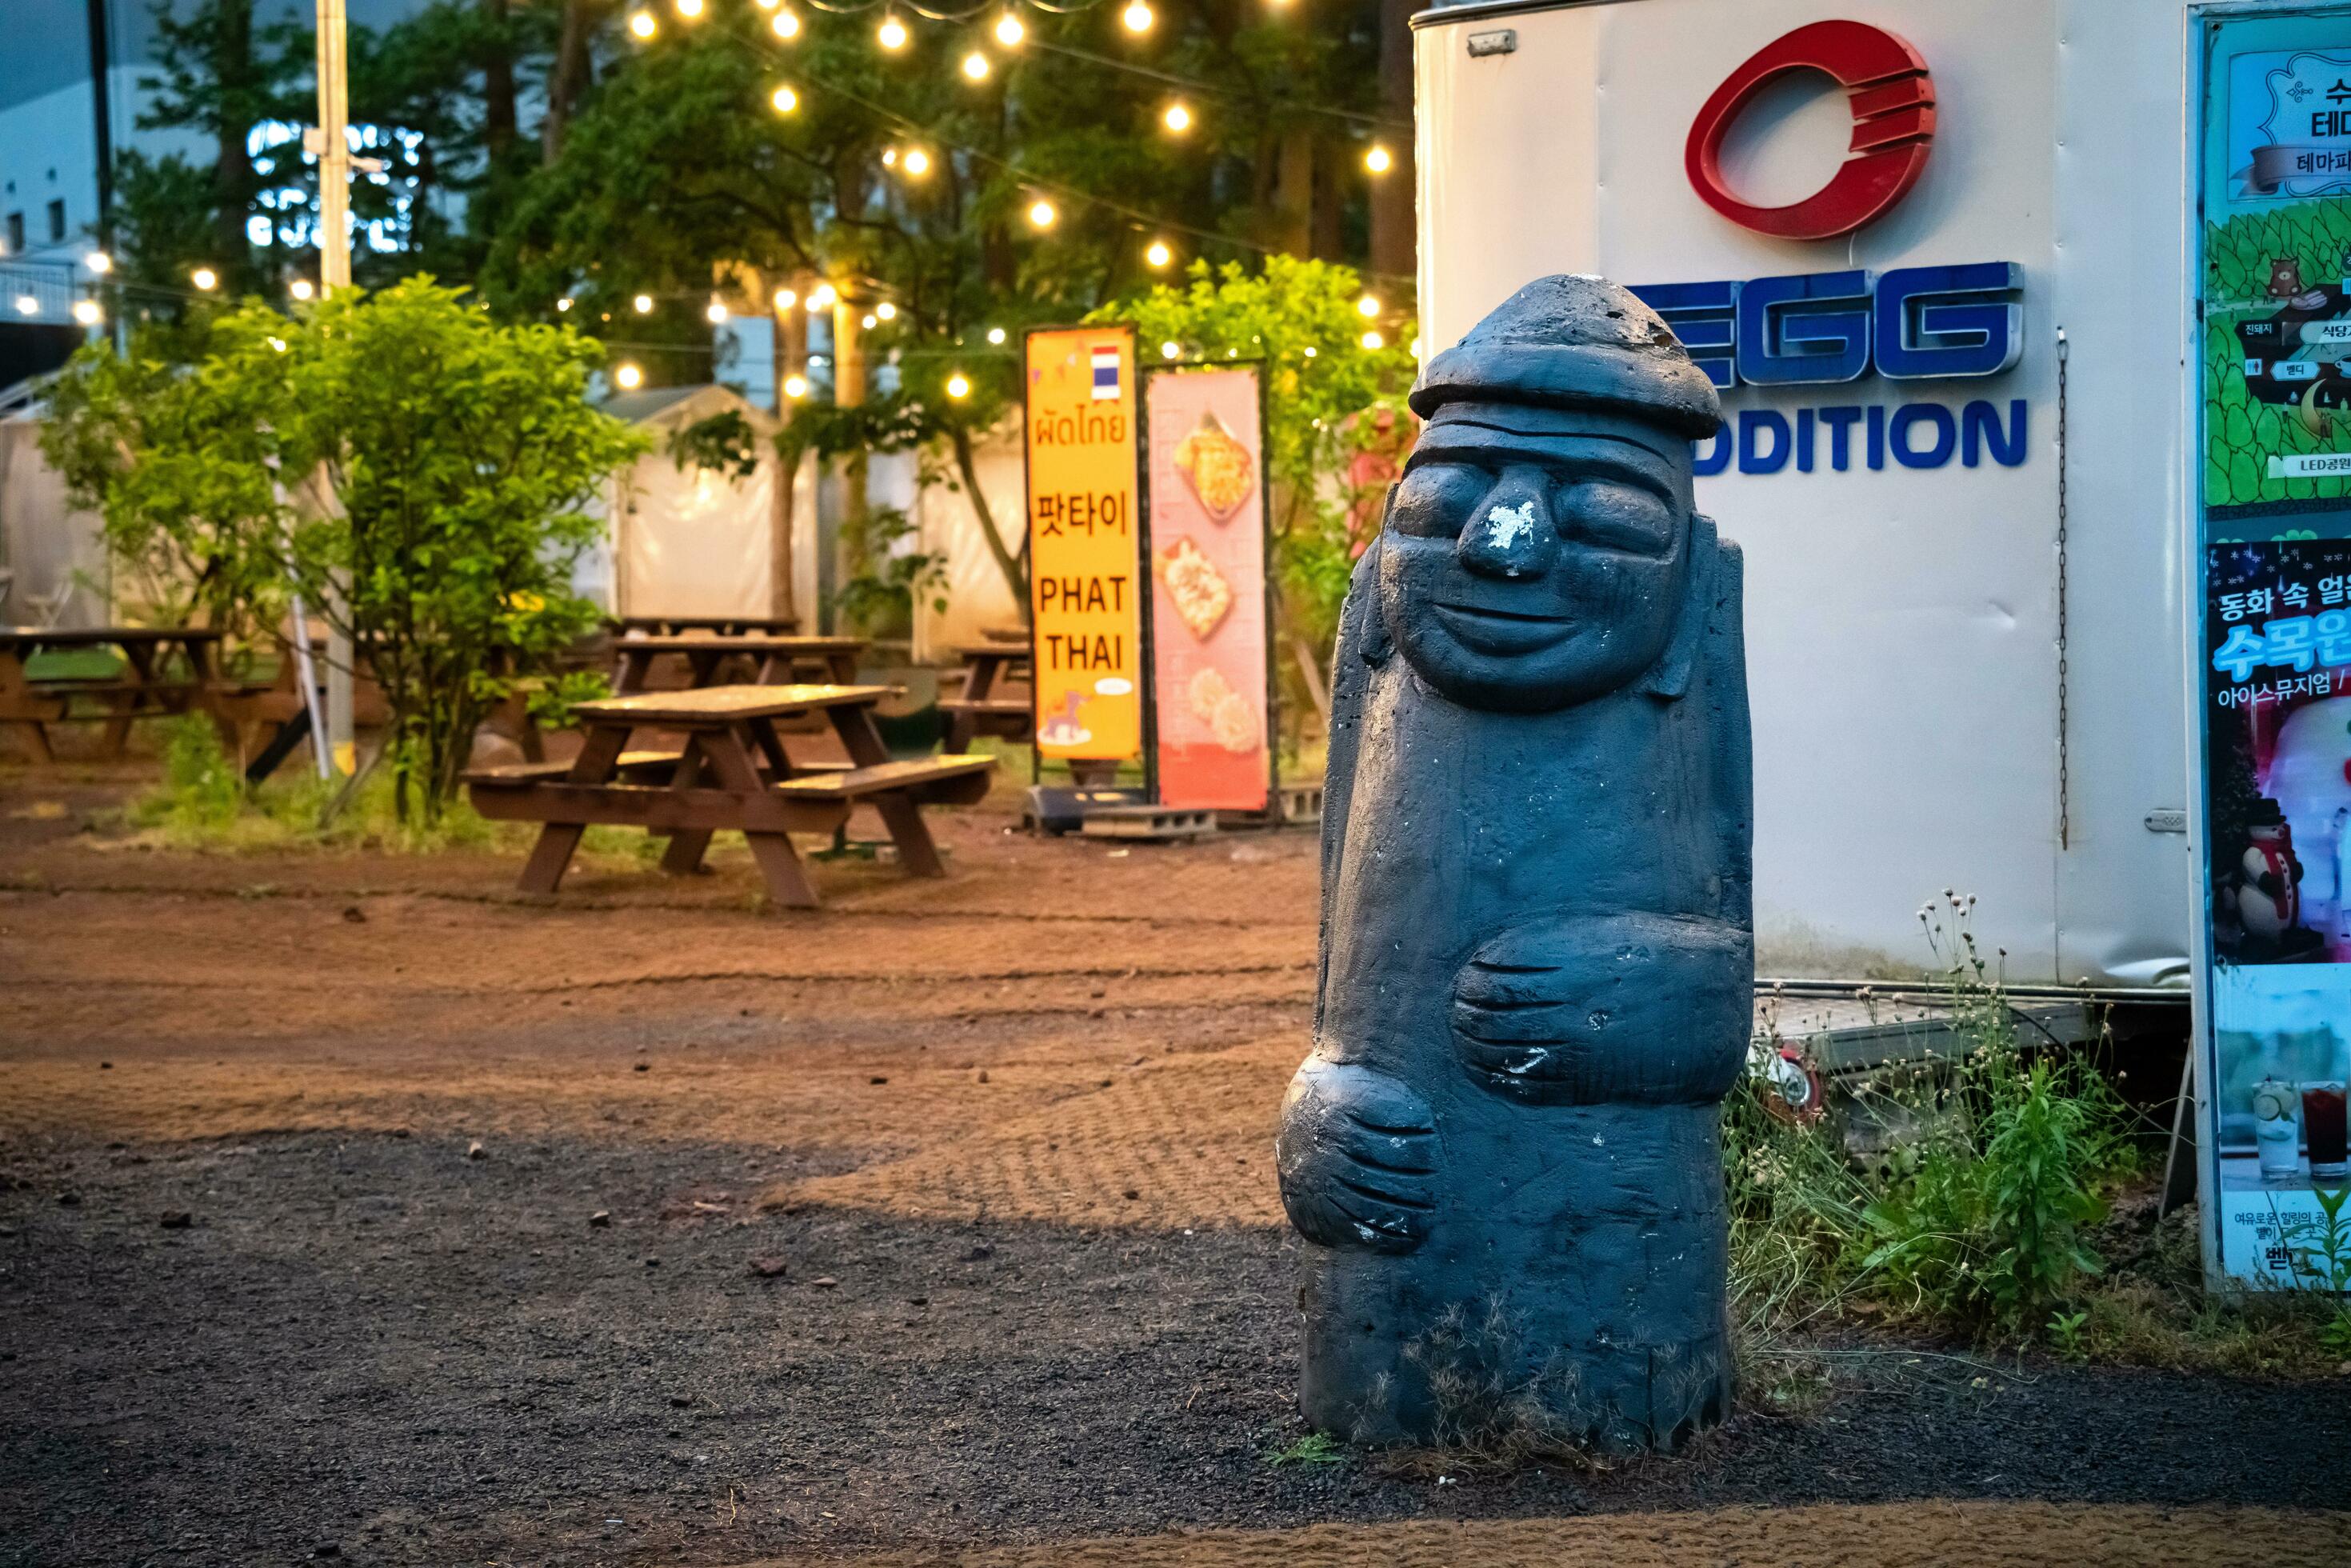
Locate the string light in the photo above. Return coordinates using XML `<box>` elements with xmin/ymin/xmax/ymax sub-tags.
<box><xmin>1161</xmin><ymin>101</ymin><xmax>1191</xmax><ymax>134</ymax></box>
<box><xmin>882</xmin><ymin>146</ymin><xmax>898</xmax><ymax>166</ymax></box>
<box><xmin>1361</xmin><ymin>329</ymin><xmax>1384</xmax><ymax>350</ymax></box>
<box><xmin>1357</xmin><ymin>294</ymin><xmax>1380</xmax><ymax>318</ymax></box>
<box><xmin>268</xmin><ymin>336</ymin><xmax>288</xmax><ymax>352</ymax></box>
<box><xmin>1122</xmin><ymin>1</ymin><xmax>1153</xmax><ymax>33</ymax></box>
<box><xmin>900</xmin><ymin>147</ymin><xmax>932</xmax><ymax>178</ymax></box>
<box><xmin>861</xmin><ymin>312</ymin><xmax>878</xmax><ymax>329</ymax></box>
<box><xmin>73</xmin><ymin>298</ymin><xmax>102</xmax><ymax>326</ymax></box>
<box><xmin>771</xmin><ymin>8</ymin><xmax>800</xmax><ymax>39</ymax></box>
<box><xmin>1027</xmin><ymin>198</ymin><xmax>1057</xmax><ymax>229</ymax></box>
<box><xmin>774</xmin><ymin>286</ymin><xmax>798</xmax><ymax>311</ymax></box>
<box><xmin>1301</xmin><ymin>345</ymin><xmax>1317</xmax><ymax>358</ymax></box>
<box><xmin>753</xmin><ymin>0</ymin><xmax>777</xmax><ymax>8</ymax></box>
<box><xmin>83</xmin><ymin>250</ymin><xmax>112</xmax><ymax>274</ymax></box>
<box><xmin>986</xmin><ymin>326</ymin><xmax>1007</xmax><ymax>345</ymax></box>
<box><xmin>627</xmin><ymin>10</ymin><xmax>656</xmax><ymax>40</ymax></box>
<box><xmin>1145</xmin><ymin>239</ymin><xmax>1172</xmax><ymax>268</ymax></box>
<box><xmin>673</xmin><ymin>0</ymin><xmax>702</xmax><ymax>18</ymax></box>
<box><xmin>878</xmin><ymin>12</ymin><xmax>908</xmax><ymax>50</ymax></box>
<box><xmin>290</xmin><ymin>278</ymin><xmax>316</xmax><ymax>301</ymax></box>
<box><xmin>1160</xmin><ymin>340</ymin><xmax>1180</xmax><ymax>358</ymax></box>
<box><xmin>556</xmin><ymin>295</ymin><xmax>573</xmax><ymax>311</ymax></box>
<box><xmin>191</xmin><ymin>266</ymin><xmax>219</xmax><ymax>291</ymax></box>
<box><xmin>808</xmin><ymin>282</ymin><xmax>838</xmax><ymax>310</ymax></box>
<box><xmin>634</xmin><ymin>293</ymin><xmax>654</xmax><ymax>314</ymax></box>
<box><xmin>706</xmin><ymin>299</ymin><xmax>730</xmax><ymax>323</ymax></box>
<box><xmin>994</xmin><ymin>9</ymin><xmax>1024</xmax><ymax>46</ymax></box>
<box><xmin>1410</xmin><ymin>336</ymin><xmax>1424</xmax><ymax>358</ymax></box>
<box><xmin>771</xmin><ymin>84</ymin><xmax>798</xmax><ymax>114</ymax></box>
<box><xmin>614</xmin><ymin>362</ymin><xmax>644</xmax><ymax>390</ymax></box>
<box><xmin>784</xmin><ymin>373</ymin><xmax>810</xmax><ymax>399</ymax></box>
<box><xmin>876</xmin><ymin>302</ymin><xmax>898</xmax><ymax>321</ymax></box>
<box><xmin>1364</xmin><ymin>144</ymin><xmax>1393</xmax><ymax>175</ymax></box>
<box><xmin>946</xmin><ymin>372</ymin><xmax>971</xmax><ymax>398</ymax></box>
<box><xmin>14</xmin><ymin>294</ymin><xmax>36</xmax><ymax>316</ymax></box>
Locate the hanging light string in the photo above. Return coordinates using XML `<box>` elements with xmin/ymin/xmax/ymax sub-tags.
<box><xmin>1024</xmin><ymin>38</ymin><xmax>1410</xmax><ymax>133</ymax></box>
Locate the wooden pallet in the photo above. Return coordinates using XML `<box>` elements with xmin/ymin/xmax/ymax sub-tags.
<box><xmin>1078</xmin><ymin>804</ymin><xmax>1219</xmax><ymax>842</ymax></box>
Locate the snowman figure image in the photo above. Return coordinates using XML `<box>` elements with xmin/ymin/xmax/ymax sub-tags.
<box><xmin>2235</xmin><ymin>798</ymin><xmax>2321</xmax><ymax>960</ymax></box>
<box><xmin>1275</xmin><ymin>274</ymin><xmax>1750</xmax><ymax>1452</ymax></box>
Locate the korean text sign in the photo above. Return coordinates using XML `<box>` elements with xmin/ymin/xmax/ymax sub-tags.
<box><xmin>1025</xmin><ymin>326</ymin><xmax>1142</xmax><ymax>762</ymax></box>
<box><xmin>1144</xmin><ymin>367</ymin><xmax>1271</xmax><ymax>810</ymax></box>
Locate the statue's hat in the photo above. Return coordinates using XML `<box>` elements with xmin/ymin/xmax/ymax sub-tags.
<box><xmin>1409</xmin><ymin>274</ymin><xmax>1723</xmax><ymax>439</ymax></box>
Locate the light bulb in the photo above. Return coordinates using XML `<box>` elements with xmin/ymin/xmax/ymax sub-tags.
<box><xmin>962</xmin><ymin>50</ymin><xmax>990</xmax><ymax>81</ymax></box>
<box><xmin>946</xmin><ymin>372</ymin><xmax>971</xmax><ymax>398</ymax></box>
<box><xmin>1145</xmin><ymin>240</ymin><xmax>1172</xmax><ymax>269</ymax></box>
<box><xmin>774</xmin><ymin>286</ymin><xmax>798</xmax><ymax>311</ymax></box>
<box><xmin>706</xmin><ymin>299</ymin><xmax>730</xmax><ymax>324</ymax></box>
<box><xmin>986</xmin><ymin>326</ymin><xmax>1006</xmax><ymax>345</ymax></box>
<box><xmin>1162</xmin><ymin>102</ymin><xmax>1190</xmax><ymax>134</ymax></box>
<box><xmin>808</xmin><ymin>282</ymin><xmax>837</xmax><ymax>310</ymax></box>
<box><xmin>84</xmin><ymin>250</ymin><xmax>112</xmax><ymax>274</ymax></box>
<box><xmin>861</xmin><ymin>313</ymin><xmax>877</xmax><ymax>330</ymax></box>
<box><xmin>1410</xmin><ymin>336</ymin><xmax>1424</xmax><ymax>358</ymax></box>
<box><xmin>268</xmin><ymin>336</ymin><xmax>288</xmax><ymax>353</ymax></box>
<box><xmin>14</xmin><ymin>294</ymin><xmax>37</xmax><ymax>316</ymax></box>
<box><xmin>882</xmin><ymin>146</ymin><xmax>898</xmax><ymax>166</ymax></box>
<box><xmin>1027</xmin><ymin>198</ymin><xmax>1056</xmax><ymax>228</ymax></box>
<box><xmin>290</xmin><ymin>278</ymin><xmax>316</xmax><ymax>301</ymax></box>
<box><xmin>634</xmin><ymin>293</ymin><xmax>654</xmax><ymax>314</ymax></box>
<box><xmin>1301</xmin><ymin>345</ymin><xmax>1317</xmax><ymax>358</ymax></box>
<box><xmin>754</xmin><ymin>0</ymin><xmax>778</xmax><ymax>8</ymax></box>
<box><xmin>555</xmin><ymin>295</ymin><xmax>573</xmax><ymax>311</ymax></box>
<box><xmin>1361</xmin><ymin>329</ymin><xmax>1384</xmax><ymax>350</ymax></box>
<box><xmin>1365</xmin><ymin>143</ymin><xmax>1393</xmax><ymax>175</ymax></box>
<box><xmin>674</xmin><ymin>0</ymin><xmax>702</xmax><ymax>18</ymax></box>
<box><xmin>614</xmin><ymin>362</ymin><xmax>644</xmax><ymax>390</ymax></box>
<box><xmin>902</xmin><ymin>147</ymin><xmax>931</xmax><ymax>178</ymax></box>
<box><xmin>1357</xmin><ymin>294</ymin><xmax>1380</xmax><ymax>318</ymax></box>
<box><xmin>877</xmin><ymin>302</ymin><xmax>898</xmax><ymax>321</ymax></box>
<box><xmin>771</xmin><ymin>8</ymin><xmax>800</xmax><ymax>38</ymax></box>
<box><xmin>994</xmin><ymin>10</ymin><xmax>1023</xmax><ymax>46</ymax></box>
<box><xmin>771</xmin><ymin>84</ymin><xmax>798</xmax><ymax>114</ymax></box>
<box><xmin>191</xmin><ymin>266</ymin><xmax>218</xmax><ymax>291</ymax></box>
<box><xmin>1160</xmin><ymin>340</ymin><xmax>1180</xmax><ymax>359</ymax></box>
<box><xmin>1122</xmin><ymin>0</ymin><xmax>1152</xmax><ymax>33</ymax></box>
<box><xmin>784</xmin><ymin>374</ymin><xmax>810</xmax><ymax>399</ymax></box>
<box><xmin>878</xmin><ymin>14</ymin><xmax>908</xmax><ymax>50</ymax></box>
<box><xmin>73</xmin><ymin>298</ymin><xmax>102</xmax><ymax>326</ymax></box>
<box><xmin>628</xmin><ymin>10</ymin><xmax>656</xmax><ymax>39</ymax></box>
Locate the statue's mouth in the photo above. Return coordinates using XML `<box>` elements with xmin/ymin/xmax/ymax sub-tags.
<box><xmin>1430</xmin><ymin>599</ymin><xmax>1573</xmax><ymax>655</ymax></box>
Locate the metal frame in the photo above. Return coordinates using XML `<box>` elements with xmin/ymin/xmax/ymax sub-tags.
<box><xmin>1136</xmin><ymin>357</ymin><xmax>1278</xmax><ymax>814</ymax></box>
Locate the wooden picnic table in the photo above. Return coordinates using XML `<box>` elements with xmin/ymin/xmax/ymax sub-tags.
<box><xmin>939</xmin><ymin>638</ymin><xmax>1034</xmax><ymax>752</ymax></box>
<box><xmin>0</xmin><ymin>626</ymin><xmax>238</xmax><ymax>762</ymax></box>
<box><xmin>615</xmin><ymin>613</ymin><xmax>800</xmax><ymax>638</ymax></box>
<box><xmin>466</xmin><ymin>682</ymin><xmax>994</xmax><ymax>907</ymax></box>
<box><xmin>611</xmin><ymin>634</ymin><xmax>865</xmax><ymax>692</ymax></box>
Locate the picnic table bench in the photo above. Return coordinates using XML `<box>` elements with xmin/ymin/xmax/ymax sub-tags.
<box><xmin>466</xmin><ymin>682</ymin><xmax>994</xmax><ymax>907</ymax></box>
<box><xmin>939</xmin><ymin>638</ymin><xmax>1034</xmax><ymax>752</ymax></box>
<box><xmin>0</xmin><ymin>626</ymin><xmax>244</xmax><ymax>762</ymax></box>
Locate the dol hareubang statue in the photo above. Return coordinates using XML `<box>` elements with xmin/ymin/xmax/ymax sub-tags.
<box><xmin>1275</xmin><ymin>274</ymin><xmax>1753</xmax><ymax>1451</ymax></box>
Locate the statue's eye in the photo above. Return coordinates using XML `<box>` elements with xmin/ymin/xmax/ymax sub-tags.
<box><xmin>1556</xmin><ymin>479</ymin><xmax>1675</xmax><ymax>556</ymax></box>
<box><xmin>1389</xmin><ymin>462</ymin><xmax>1489</xmax><ymax>538</ymax></box>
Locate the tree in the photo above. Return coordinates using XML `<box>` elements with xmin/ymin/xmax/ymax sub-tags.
<box><xmin>278</xmin><ymin>279</ymin><xmax>648</xmax><ymax>822</ymax></box>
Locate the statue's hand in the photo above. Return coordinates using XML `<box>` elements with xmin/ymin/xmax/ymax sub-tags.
<box><xmin>1276</xmin><ymin>1059</ymin><xmax>1438</xmax><ymax>1253</ymax></box>
<box><xmin>1451</xmin><ymin>912</ymin><xmax>1750</xmax><ymax>1106</ymax></box>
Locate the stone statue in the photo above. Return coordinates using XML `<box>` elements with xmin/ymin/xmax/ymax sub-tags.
<box><xmin>1275</xmin><ymin>274</ymin><xmax>1752</xmax><ymax>1453</ymax></box>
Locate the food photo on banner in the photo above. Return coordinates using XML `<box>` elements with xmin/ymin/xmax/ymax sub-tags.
<box><xmin>2197</xmin><ymin>4</ymin><xmax>2351</xmax><ymax>1291</ymax></box>
<box><xmin>1142</xmin><ymin>366</ymin><xmax>1273</xmax><ymax>811</ymax></box>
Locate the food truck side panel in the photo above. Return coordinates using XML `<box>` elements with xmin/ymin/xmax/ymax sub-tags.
<box><xmin>1416</xmin><ymin>0</ymin><xmax>2192</xmax><ymax>986</ymax></box>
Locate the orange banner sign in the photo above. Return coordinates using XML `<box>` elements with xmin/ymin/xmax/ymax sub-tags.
<box><xmin>1145</xmin><ymin>366</ymin><xmax>1271</xmax><ymax>810</ymax></box>
<box><xmin>1024</xmin><ymin>326</ymin><xmax>1142</xmax><ymax>763</ymax></box>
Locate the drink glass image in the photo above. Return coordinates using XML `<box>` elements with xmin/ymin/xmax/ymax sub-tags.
<box><xmin>2301</xmin><ymin>1080</ymin><xmax>2349</xmax><ymax>1182</ymax></box>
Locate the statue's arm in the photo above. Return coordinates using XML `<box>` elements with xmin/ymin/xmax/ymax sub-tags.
<box><xmin>1705</xmin><ymin>537</ymin><xmax>1753</xmax><ymax>927</ymax></box>
<box><xmin>1313</xmin><ymin>542</ymin><xmax>1382</xmax><ymax>1029</ymax></box>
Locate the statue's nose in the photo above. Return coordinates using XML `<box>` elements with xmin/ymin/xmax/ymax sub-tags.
<box><xmin>1455</xmin><ymin>472</ymin><xmax>1557</xmax><ymax>581</ymax></box>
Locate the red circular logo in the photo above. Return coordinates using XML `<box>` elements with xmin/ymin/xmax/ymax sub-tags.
<box><xmin>1685</xmin><ymin>20</ymin><xmax>1937</xmax><ymax>241</ymax></box>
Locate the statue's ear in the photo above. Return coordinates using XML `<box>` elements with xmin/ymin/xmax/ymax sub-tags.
<box><xmin>1639</xmin><ymin>512</ymin><xmax>1717</xmax><ymax>702</ymax></box>
<box><xmin>1355</xmin><ymin>499</ymin><xmax>1394</xmax><ymax>668</ymax></box>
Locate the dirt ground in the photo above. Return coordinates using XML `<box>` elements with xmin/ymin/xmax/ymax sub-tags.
<box><xmin>3</xmin><ymin>758</ymin><xmax>2349</xmax><ymax>1566</ymax></box>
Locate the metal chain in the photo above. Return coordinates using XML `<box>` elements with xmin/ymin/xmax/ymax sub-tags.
<box><xmin>2056</xmin><ymin>327</ymin><xmax>2071</xmax><ymax>852</ymax></box>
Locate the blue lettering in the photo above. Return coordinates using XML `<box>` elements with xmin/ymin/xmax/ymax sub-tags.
<box><xmin>1890</xmin><ymin>403</ymin><xmax>1957</xmax><ymax>468</ymax></box>
<box><xmin>1962</xmin><ymin>398</ymin><xmax>2029</xmax><ymax>466</ymax></box>
<box><xmin>1693</xmin><ymin>427</ymin><xmax>1732</xmax><ymax>476</ymax></box>
<box><xmin>1630</xmin><ymin>281</ymin><xmax>1740</xmax><ymax>390</ymax></box>
<box><xmin>1867</xmin><ymin>405</ymin><xmax>1886</xmax><ymax>470</ymax></box>
<box><xmin>1796</xmin><ymin>407</ymin><xmax>1816</xmax><ymax>472</ymax></box>
<box><xmin>1736</xmin><ymin>271</ymin><xmax>1872</xmax><ymax>386</ymax></box>
<box><xmin>1737</xmin><ymin>410</ymin><xmax>1791</xmax><ymax>474</ymax></box>
<box><xmin>1820</xmin><ymin>406</ymin><xmax>1863</xmax><ymax>471</ymax></box>
<box><xmin>1876</xmin><ymin>263</ymin><xmax>2024</xmax><ymax>380</ymax></box>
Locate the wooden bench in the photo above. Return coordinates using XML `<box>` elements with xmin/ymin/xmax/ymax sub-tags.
<box><xmin>0</xmin><ymin>627</ymin><xmax>231</xmax><ymax>762</ymax></box>
<box><xmin>941</xmin><ymin>641</ymin><xmax>1034</xmax><ymax>750</ymax></box>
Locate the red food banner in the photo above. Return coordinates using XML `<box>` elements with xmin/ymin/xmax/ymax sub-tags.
<box><xmin>1143</xmin><ymin>366</ymin><xmax>1272</xmax><ymax>810</ymax></box>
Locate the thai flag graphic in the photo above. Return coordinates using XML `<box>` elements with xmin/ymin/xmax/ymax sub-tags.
<box><xmin>1090</xmin><ymin>343</ymin><xmax>1121</xmax><ymax>401</ymax></box>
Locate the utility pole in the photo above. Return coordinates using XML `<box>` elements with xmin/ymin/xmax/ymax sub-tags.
<box><xmin>310</xmin><ymin>0</ymin><xmax>356</xmax><ymax>773</ymax></box>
